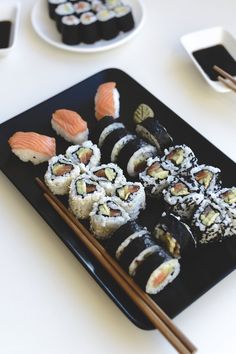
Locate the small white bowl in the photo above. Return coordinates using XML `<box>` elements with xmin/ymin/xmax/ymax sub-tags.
<box><xmin>180</xmin><ymin>27</ymin><xmax>236</xmax><ymax>92</ymax></box>
<box><xmin>0</xmin><ymin>1</ymin><xmax>21</xmax><ymax>56</ymax></box>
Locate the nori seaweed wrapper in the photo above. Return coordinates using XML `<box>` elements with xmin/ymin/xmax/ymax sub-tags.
<box><xmin>101</xmin><ymin>127</ymin><xmax>128</xmax><ymax>162</ymax></box>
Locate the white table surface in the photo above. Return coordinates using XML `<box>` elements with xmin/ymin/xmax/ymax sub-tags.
<box><xmin>1</xmin><ymin>0</ymin><xmax>236</xmax><ymax>353</ymax></box>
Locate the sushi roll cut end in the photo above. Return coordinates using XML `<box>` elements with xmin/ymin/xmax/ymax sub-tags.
<box><xmin>8</xmin><ymin>131</ymin><xmax>56</xmax><ymax>165</ymax></box>
<box><xmin>51</xmin><ymin>109</ymin><xmax>89</xmax><ymax>144</ymax></box>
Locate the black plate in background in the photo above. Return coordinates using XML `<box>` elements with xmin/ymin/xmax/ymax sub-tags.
<box><xmin>0</xmin><ymin>68</ymin><xmax>235</xmax><ymax>330</ymax></box>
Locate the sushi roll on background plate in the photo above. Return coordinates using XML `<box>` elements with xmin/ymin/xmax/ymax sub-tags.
<box><xmin>97</xmin><ymin>9</ymin><xmax>119</xmax><ymax>40</ymax></box>
<box><xmin>61</xmin><ymin>15</ymin><xmax>81</xmax><ymax>45</ymax></box>
<box><xmin>80</xmin><ymin>11</ymin><xmax>100</xmax><ymax>44</ymax></box>
<box><xmin>51</xmin><ymin>109</ymin><xmax>89</xmax><ymax>144</ymax></box>
<box><xmin>48</xmin><ymin>0</ymin><xmax>67</xmax><ymax>20</ymax></box>
<box><xmin>114</xmin><ymin>5</ymin><xmax>135</xmax><ymax>33</ymax></box>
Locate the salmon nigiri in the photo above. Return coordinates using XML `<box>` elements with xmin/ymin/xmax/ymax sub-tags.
<box><xmin>95</xmin><ymin>82</ymin><xmax>120</xmax><ymax>120</ymax></box>
<box><xmin>8</xmin><ymin>131</ymin><xmax>56</xmax><ymax>165</ymax></box>
<box><xmin>51</xmin><ymin>109</ymin><xmax>89</xmax><ymax>144</ymax></box>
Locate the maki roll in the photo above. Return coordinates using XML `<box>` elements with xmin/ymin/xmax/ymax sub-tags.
<box><xmin>105</xmin><ymin>0</ymin><xmax>121</xmax><ymax>10</ymax></box>
<box><xmin>133</xmin><ymin>103</ymin><xmax>154</xmax><ymax>125</ymax></box>
<box><xmin>51</xmin><ymin>109</ymin><xmax>89</xmax><ymax>144</ymax></box>
<box><xmin>191</xmin><ymin>199</ymin><xmax>231</xmax><ymax>244</ymax></box>
<box><xmin>8</xmin><ymin>131</ymin><xmax>56</xmax><ymax>165</ymax></box>
<box><xmin>135</xmin><ymin>118</ymin><xmax>173</xmax><ymax>154</ymax></box>
<box><xmin>100</xmin><ymin>126</ymin><xmax>128</xmax><ymax>162</ymax></box>
<box><xmin>91</xmin><ymin>0</ymin><xmax>106</xmax><ymax>13</ymax></box>
<box><xmin>48</xmin><ymin>0</ymin><xmax>67</xmax><ymax>20</ymax></box>
<box><xmin>119</xmin><ymin>232</ymin><xmax>159</xmax><ymax>274</ymax></box>
<box><xmin>91</xmin><ymin>163</ymin><xmax>126</xmax><ymax>195</ymax></box>
<box><xmin>90</xmin><ymin>197</ymin><xmax>130</xmax><ymax>239</ymax></box>
<box><xmin>210</xmin><ymin>187</ymin><xmax>236</xmax><ymax>237</ymax></box>
<box><xmin>97</xmin><ymin>9</ymin><xmax>119</xmax><ymax>40</ymax></box>
<box><xmin>80</xmin><ymin>12</ymin><xmax>100</xmax><ymax>44</ymax></box>
<box><xmin>73</xmin><ymin>1</ymin><xmax>91</xmax><ymax>16</ymax></box>
<box><xmin>44</xmin><ymin>155</ymin><xmax>81</xmax><ymax>195</ymax></box>
<box><xmin>133</xmin><ymin>247</ymin><xmax>180</xmax><ymax>294</ymax></box>
<box><xmin>162</xmin><ymin>144</ymin><xmax>198</xmax><ymax>176</ymax></box>
<box><xmin>61</xmin><ymin>15</ymin><xmax>81</xmax><ymax>45</ymax></box>
<box><xmin>69</xmin><ymin>174</ymin><xmax>105</xmax><ymax>219</ymax></box>
<box><xmin>154</xmin><ymin>212</ymin><xmax>197</xmax><ymax>258</ymax></box>
<box><xmin>104</xmin><ymin>220</ymin><xmax>146</xmax><ymax>257</ymax></box>
<box><xmin>54</xmin><ymin>2</ymin><xmax>75</xmax><ymax>32</ymax></box>
<box><xmin>113</xmin><ymin>181</ymin><xmax>146</xmax><ymax>219</ymax></box>
<box><xmin>139</xmin><ymin>156</ymin><xmax>174</xmax><ymax>197</ymax></box>
<box><xmin>163</xmin><ymin>176</ymin><xmax>204</xmax><ymax>220</ymax></box>
<box><xmin>89</xmin><ymin>115</ymin><xmax>115</xmax><ymax>145</ymax></box>
<box><xmin>65</xmin><ymin>140</ymin><xmax>101</xmax><ymax>170</ymax></box>
<box><xmin>114</xmin><ymin>5</ymin><xmax>135</xmax><ymax>32</ymax></box>
<box><xmin>189</xmin><ymin>164</ymin><xmax>221</xmax><ymax>195</ymax></box>
<box><xmin>95</xmin><ymin>82</ymin><xmax>120</xmax><ymax>120</ymax></box>
<box><xmin>110</xmin><ymin>134</ymin><xmax>136</xmax><ymax>163</ymax></box>
<box><xmin>98</xmin><ymin>121</ymin><xmax>125</xmax><ymax>147</ymax></box>
<box><xmin>117</xmin><ymin>138</ymin><xmax>157</xmax><ymax>178</ymax></box>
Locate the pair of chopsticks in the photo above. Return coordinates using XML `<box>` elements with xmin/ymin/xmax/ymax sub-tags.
<box><xmin>213</xmin><ymin>65</ymin><xmax>236</xmax><ymax>92</ymax></box>
<box><xmin>36</xmin><ymin>177</ymin><xmax>197</xmax><ymax>354</ymax></box>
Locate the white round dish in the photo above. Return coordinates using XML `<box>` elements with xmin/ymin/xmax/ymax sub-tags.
<box><xmin>31</xmin><ymin>0</ymin><xmax>145</xmax><ymax>53</ymax></box>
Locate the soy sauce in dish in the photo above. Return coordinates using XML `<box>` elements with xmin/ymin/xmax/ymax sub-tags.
<box><xmin>0</xmin><ymin>21</ymin><xmax>12</xmax><ymax>49</ymax></box>
<box><xmin>192</xmin><ymin>44</ymin><xmax>236</xmax><ymax>81</ymax></box>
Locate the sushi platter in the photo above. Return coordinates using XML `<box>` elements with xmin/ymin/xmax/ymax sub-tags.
<box><xmin>31</xmin><ymin>0</ymin><xmax>145</xmax><ymax>53</ymax></box>
<box><xmin>0</xmin><ymin>68</ymin><xmax>236</xmax><ymax>330</ymax></box>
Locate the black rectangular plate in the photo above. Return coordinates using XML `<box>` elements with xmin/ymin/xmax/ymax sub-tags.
<box><xmin>0</xmin><ymin>68</ymin><xmax>236</xmax><ymax>330</ymax></box>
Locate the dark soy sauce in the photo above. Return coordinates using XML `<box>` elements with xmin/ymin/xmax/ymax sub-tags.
<box><xmin>0</xmin><ymin>21</ymin><xmax>12</xmax><ymax>49</ymax></box>
<box><xmin>192</xmin><ymin>44</ymin><xmax>236</xmax><ymax>81</ymax></box>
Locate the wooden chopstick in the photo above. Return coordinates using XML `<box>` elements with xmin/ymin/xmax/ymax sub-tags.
<box><xmin>36</xmin><ymin>177</ymin><xmax>197</xmax><ymax>354</ymax></box>
<box><xmin>213</xmin><ymin>65</ymin><xmax>236</xmax><ymax>92</ymax></box>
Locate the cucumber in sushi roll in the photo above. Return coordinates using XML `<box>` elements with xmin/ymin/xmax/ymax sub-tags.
<box><xmin>209</xmin><ymin>187</ymin><xmax>236</xmax><ymax>237</ymax></box>
<box><xmin>113</xmin><ymin>181</ymin><xmax>146</xmax><ymax>220</ymax></box>
<box><xmin>191</xmin><ymin>199</ymin><xmax>231</xmax><ymax>244</ymax></box>
<box><xmin>90</xmin><ymin>197</ymin><xmax>130</xmax><ymax>239</ymax></box>
<box><xmin>162</xmin><ymin>144</ymin><xmax>198</xmax><ymax>176</ymax></box>
<box><xmin>154</xmin><ymin>212</ymin><xmax>197</xmax><ymax>258</ymax></box>
<box><xmin>91</xmin><ymin>163</ymin><xmax>126</xmax><ymax>195</ymax></box>
<box><xmin>117</xmin><ymin>138</ymin><xmax>157</xmax><ymax>178</ymax></box>
<box><xmin>65</xmin><ymin>140</ymin><xmax>101</xmax><ymax>171</ymax></box>
<box><xmin>45</xmin><ymin>155</ymin><xmax>81</xmax><ymax>195</ymax></box>
<box><xmin>69</xmin><ymin>174</ymin><xmax>105</xmax><ymax>219</ymax></box>
<box><xmin>139</xmin><ymin>156</ymin><xmax>175</xmax><ymax>197</ymax></box>
<box><xmin>133</xmin><ymin>247</ymin><xmax>180</xmax><ymax>294</ymax></box>
<box><xmin>189</xmin><ymin>164</ymin><xmax>221</xmax><ymax>195</ymax></box>
<box><xmin>163</xmin><ymin>176</ymin><xmax>204</xmax><ymax>220</ymax></box>
<box><xmin>136</xmin><ymin>117</ymin><xmax>173</xmax><ymax>154</ymax></box>
<box><xmin>105</xmin><ymin>0</ymin><xmax>121</xmax><ymax>10</ymax></box>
